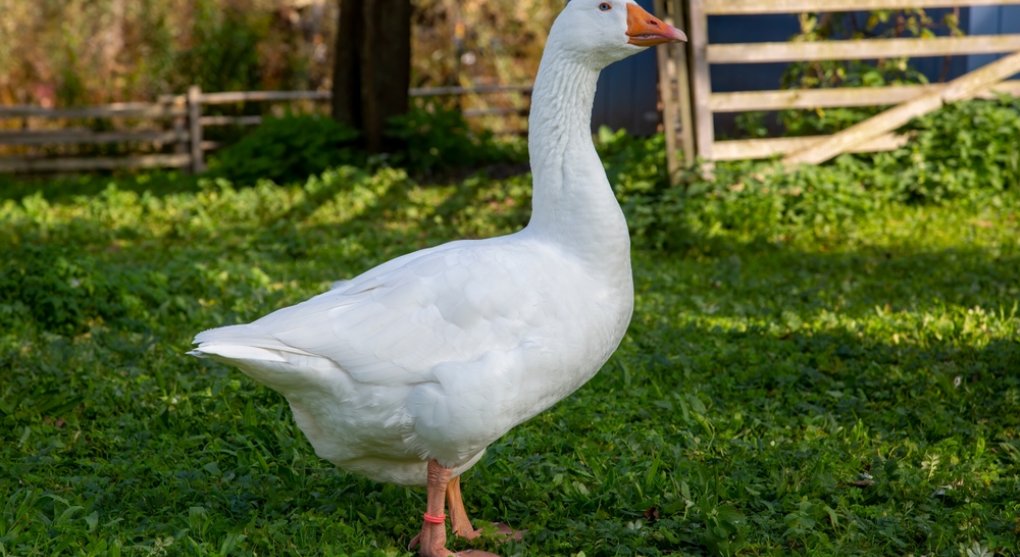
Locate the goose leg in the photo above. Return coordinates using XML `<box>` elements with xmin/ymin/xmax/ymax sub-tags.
<box><xmin>447</xmin><ymin>475</ymin><xmax>523</xmax><ymax>543</ymax></box>
<box><xmin>409</xmin><ymin>460</ymin><xmax>499</xmax><ymax>557</ymax></box>
<box><xmin>446</xmin><ymin>476</ymin><xmax>481</xmax><ymax>540</ymax></box>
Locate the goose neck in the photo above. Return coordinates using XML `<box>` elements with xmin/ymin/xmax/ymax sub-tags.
<box><xmin>524</xmin><ymin>50</ymin><xmax>628</xmax><ymax>261</ymax></box>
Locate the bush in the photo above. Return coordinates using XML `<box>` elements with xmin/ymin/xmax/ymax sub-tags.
<box><xmin>210</xmin><ymin>106</ymin><xmax>526</xmax><ymax>185</ymax></box>
<box><xmin>385</xmin><ymin>101</ymin><xmax>525</xmax><ymax>176</ymax></box>
<box><xmin>895</xmin><ymin>95</ymin><xmax>1020</xmax><ymax>202</ymax></box>
<box><xmin>210</xmin><ymin>114</ymin><xmax>361</xmax><ymax>186</ymax></box>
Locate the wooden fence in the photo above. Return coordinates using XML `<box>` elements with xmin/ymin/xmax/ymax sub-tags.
<box><xmin>656</xmin><ymin>0</ymin><xmax>1020</xmax><ymax>178</ymax></box>
<box><xmin>0</xmin><ymin>84</ymin><xmax>532</xmax><ymax>175</ymax></box>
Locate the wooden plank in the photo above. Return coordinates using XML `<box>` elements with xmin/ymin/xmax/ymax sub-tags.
<box><xmin>673</xmin><ymin>0</ymin><xmax>696</xmax><ymax>170</ymax></box>
<box><xmin>0</xmin><ymin>103</ymin><xmax>185</xmax><ymax>118</ymax></box>
<box><xmin>200</xmin><ymin>108</ymin><xmax>529</xmax><ymax>127</ymax></box>
<box><xmin>713</xmin><ymin>132</ymin><xmax>910</xmax><ymax>160</ymax></box>
<box><xmin>688</xmin><ymin>0</ymin><xmax>715</xmax><ymax>167</ymax></box>
<box><xmin>0</xmin><ymin>127</ymin><xmax>89</xmax><ymax>137</ymax></box>
<box><xmin>201</xmin><ymin>90</ymin><xmax>331</xmax><ymax>104</ymax></box>
<box><xmin>708</xmin><ymin>35</ymin><xmax>1020</xmax><ymax>64</ymax></box>
<box><xmin>784</xmin><ymin>50</ymin><xmax>1020</xmax><ymax>166</ymax></box>
<box><xmin>199</xmin><ymin>115</ymin><xmax>264</xmax><ymax>126</ymax></box>
<box><xmin>200</xmin><ymin>85</ymin><xmax>534</xmax><ymax>103</ymax></box>
<box><xmin>410</xmin><ymin>84</ymin><xmax>533</xmax><ymax>97</ymax></box>
<box><xmin>172</xmin><ymin>96</ymin><xmax>187</xmax><ymax>156</ymax></box>
<box><xmin>709</xmin><ymin>80</ymin><xmax>1020</xmax><ymax>111</ymax></box>
<box><xmin>168</xmin><ymin>85</ymin><xmax>536</xmax><ymax>103</ymax></box>
<box><xmin>656</xmin><ymin>0</ymin><xmax>695</xmax><ymax>178</ymax></box>
<box><xmin>187</xmin><ymin>85</ymin><xmax>204</xmax><ymax>173</ymax></box>
<box><xmin>705</xmin><ymin>0</ymin><xmax>1020</xmax><ymax>15</ymax></box>
<box><xmin>0</xmin><ymin>154</ymin><xmax>191</xmax><ymax>173</ymax></box>
<box><xmin>656</xmin><ymin>0</ymin><xmax>680</xmax><ymax>181</ymax></box>
<box><xmin>463</xmin><ymin>106</ymin><xmax>529</xmax><ymax>118</ymax></box>
<box><xmin>0</xmin><ymin>130</ymin><xmax>188</xmax><ymax>146</ymax></box>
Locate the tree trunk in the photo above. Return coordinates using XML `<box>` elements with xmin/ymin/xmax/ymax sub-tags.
<box><xmin>332</xmin><ymin>0</ymin><xmax>411</xmax><ymax>152</ymax></box>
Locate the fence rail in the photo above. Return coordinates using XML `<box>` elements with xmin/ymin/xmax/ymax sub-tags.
<box><xmin>0</xmin><ymin>84</ymin><xmax>533</xmax><ymax>175</ymax></box>
<box><xmin>709</xmin><ymin>81</ymin><xmax>1020</xmax><ymax>112</ymax></box>
<box><xmin>703</xmin><ymin>0</ymin><xmax>1011</xmax><ymax>14</ymax></box>
<box><xmin>707</xmin><ymin>35</ymin><xmax>1020</xmax><ymax>63</ymax></box>
<box><xmin>0</xmin><ymin>104</ymin><xmax>185</xmax><ymax>118</ymax></box>
<box><xmin>0</xmin><ymin>130</ymin><xmax>189</xmax><ymax>146</ymax></box>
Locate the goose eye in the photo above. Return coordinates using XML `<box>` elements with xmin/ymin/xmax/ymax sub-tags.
<box><xmin>598</xmin><ymin>2</ymin><xmax>612</xmax><ymax>11</ymax></box>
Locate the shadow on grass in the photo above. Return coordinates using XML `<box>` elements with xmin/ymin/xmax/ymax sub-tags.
<box><xmin>0</xmin><ymin>170</ymin><xmax>205</xmax><ymax>203</ymax></box>
<box><xmin>0</xmin><ymin>168</ymin><xmax>536</xmax><ymax>341</ymax></box>
<box><xmin>636</xmin><ymin>241</ymin><xmax>1020</xmax><ymax>324</ymax></box>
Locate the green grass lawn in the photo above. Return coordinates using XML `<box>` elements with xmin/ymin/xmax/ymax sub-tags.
<box><xmin>0</xmin><ymin>162</ymin><xmax>1018</xmax><ymax>556</ymax></box>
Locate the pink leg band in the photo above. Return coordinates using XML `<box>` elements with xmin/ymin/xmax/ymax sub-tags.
<box><xmin>423</xmin><ymin>512</ymin><xmax>446</xmax><ymax>524</ymax></box>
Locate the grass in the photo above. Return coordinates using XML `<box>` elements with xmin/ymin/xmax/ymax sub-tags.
<box><xmin>0</xmin><ymin>159</ymin><xmax>1018</xmax><ymax>556</ymax></box>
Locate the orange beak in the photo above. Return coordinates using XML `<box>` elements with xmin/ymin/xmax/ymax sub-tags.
<box><xmin>626</xmin><ymin>3</ymin><xmax>687</xmax><ymax>46</ymax></box>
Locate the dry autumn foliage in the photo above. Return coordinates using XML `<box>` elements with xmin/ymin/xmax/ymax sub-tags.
<box><xmin>0</xmin><ymin>0</ymin><xmax>558</xmax><ymax>107</ymax></box>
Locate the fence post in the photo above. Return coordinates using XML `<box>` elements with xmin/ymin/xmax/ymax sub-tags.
<box><xmin>169</xmin><ymin>95</ymin><xmax>187</xmax><ymax>158</ymax></box>
<box><xmin>655</xmin><ymin>0</ymin><xmax>680</xmax><ymax>183</ymax></box>
<box><xmin>655</xmin><ymin>0</ymin><xmax>696</xmax><ymax>183</ymax></box>
<box><xmin>676</xmin><ymin>0</ymin><xmax>695</xmax><ymax>170</ymax></box>
<box><xmin>687</xmin><ymin>0</ymin><xmax>714</xmax><ymax>174</ymax></box>
<box><xmin>187</xmin><ymin>85</ymin><xmax>204</xmax><ymax>173</ymax></box>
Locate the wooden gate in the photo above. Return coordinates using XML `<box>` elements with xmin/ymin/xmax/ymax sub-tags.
<box><xmin>656</xmin><ymin>0</ymin><xmax>1020</xmax><ymax>179</ymax></box>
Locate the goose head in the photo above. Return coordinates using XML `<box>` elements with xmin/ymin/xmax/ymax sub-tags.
<box><xmin>552</xmin><ymin>0</ymin><xmax>687</xmax><ymax>69</ymax></box>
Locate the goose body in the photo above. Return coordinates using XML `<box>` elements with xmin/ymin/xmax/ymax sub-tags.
<box><xmin>190</xmin><ymin>2</ymin><xmax>684</xmax><ymax>554</ymax></box>
<box><xmin>194</xmin><ymin>232</ymin><xmax>631</xmax><ymax>484</ymax></box>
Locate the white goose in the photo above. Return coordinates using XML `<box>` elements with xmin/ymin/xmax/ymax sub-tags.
<box><xmin>190</xmin><ymin>2</ymin><xmax>684</xmax><ymax>555</ymax></box>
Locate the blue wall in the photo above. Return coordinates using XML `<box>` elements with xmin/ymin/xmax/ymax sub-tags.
<box><xmin>965</xmin><ymin>5</ymin><xmax>1020</xmax><ymax>75</ymax></box>
<box><xmin>707</xmin><ymin>14</ymin><xmax>800</xmax><ymax>93</ymax></box>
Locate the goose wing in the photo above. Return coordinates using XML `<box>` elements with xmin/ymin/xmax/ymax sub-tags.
<box><xmin>194</xmin><ymin>238</ymin><xmax>556</xmax><ymax>387</ymax></box>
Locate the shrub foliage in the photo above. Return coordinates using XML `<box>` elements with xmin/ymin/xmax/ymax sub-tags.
<box><xmin>210</xmin><ymin>114</ymin><xmax>361</xmax><ymax>186</ymax></box>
